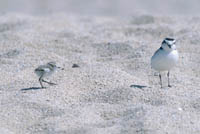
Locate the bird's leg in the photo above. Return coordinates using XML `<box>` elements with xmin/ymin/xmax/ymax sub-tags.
<box><xmin>42</xmin><ymin>79</ymin><xmax>57</xmax><ymax>85</ymax></box>
<box><xmin>159</xmin><ymin>73</ymin><xmax>162</xmax><ymax>88</ymax></box>
<box><xmin>39</xmin><ymin>75</ymin><xmax>45</xmax><ymax>88</ymax></box>
<box><xmin>167</xmin><ymin>71</ymin><xmax>171</xmax><ymax>87</ymax></box>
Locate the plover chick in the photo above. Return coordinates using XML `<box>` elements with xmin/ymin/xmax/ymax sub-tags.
<box><xmin>34</xmin><ymin>62</ymin><xmax>64</xmax><ymax>88</ymax></box>
<box><xmin>151</xmin><ymin>38</ymin><xmax>179</xmax><ymax>88</ymax></box>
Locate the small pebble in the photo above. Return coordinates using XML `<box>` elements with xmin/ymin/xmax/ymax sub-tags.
<box><xmin>72</xmin><ymin>64</ymin><xmax>80</xmax><ymax>68</ymax></box>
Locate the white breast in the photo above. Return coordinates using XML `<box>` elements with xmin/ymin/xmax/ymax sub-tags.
<box><xmin>151</xmin><ymin>49</ymin><xmax>179</xmax><ymax>72</ymax></box>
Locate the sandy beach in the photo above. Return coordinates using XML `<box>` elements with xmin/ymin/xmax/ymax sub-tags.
<box><xmin>0</xmin><ymin>1</ymin><xmax>200</xmax><ymax>134</ymax></box>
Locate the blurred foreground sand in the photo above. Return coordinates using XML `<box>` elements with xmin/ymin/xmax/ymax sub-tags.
<box><xmin>0</xmin><ymin>13</ymin><xmax>200</xmax><ymax>134</ymax></box>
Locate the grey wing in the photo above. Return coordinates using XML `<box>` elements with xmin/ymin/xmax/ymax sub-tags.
<box><xmin>151</xmin><ymin>47</ymin><xmax>163</xmax><ymax>68</ymax></box>
<box><xmin>151</xmin><ymin>47</ymin><xmax>163</xmax><ymax>59</ymax></box>
<box><xmin>34</xmin><ymin>66</ymin><xmax>46</xmax><ymax>77</ymax></box>
<box><xmin>35</xmin><ymin>68</ymin><xmax>44</xmax><ymax>72</ymax></box>
<box><xmin>154</xmin><ymin>47</ymin><xmax>163</xmax><ymax>56</ymax></box>
<box><xmin>34</xmin><ymin>65</ymin><xmax>46</xmax><ymax>73</ymax></box>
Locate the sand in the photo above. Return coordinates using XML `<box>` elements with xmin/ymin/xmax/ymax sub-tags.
<box><xmin>0</xmin><ymin>12</ymin><xmax>200</xmax><ymax>134</ymax></box>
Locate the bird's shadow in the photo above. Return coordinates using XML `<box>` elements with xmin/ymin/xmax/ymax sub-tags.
<box><xmin>130</xmin><ymin>84</ymin><xmax>148</xmax><ymax>89</ymax></box>
<box><xmin>21</xmin><ymin>87</ymin><xmax>42</xmax><ymax>91</ymax></box>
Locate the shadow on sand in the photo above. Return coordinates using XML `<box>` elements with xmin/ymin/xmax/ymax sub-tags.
<box><xmin>21</xmin><ymin>87</ymin><xmax>43</xmax><ymax>91</ymax></box>
<box><xmin>130</xmin><ymin>84</ymin><xmax>147</xmax><ymax>89</ymax></box>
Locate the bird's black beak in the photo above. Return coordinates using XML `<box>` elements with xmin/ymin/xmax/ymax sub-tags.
<box><xmin>168</xmin><ymin>44</ymin><xmax>171</xmax><ymax>48</ymax></box>
<box><xmin>57</xmin><ymin>66</ymin><xmax>64</xmax><ymax>70</ymax></box>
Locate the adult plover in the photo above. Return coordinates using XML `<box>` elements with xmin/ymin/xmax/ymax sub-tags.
<box><xmin>151</xmin><ymin>38</ymin><xmax>179</xmax><ymax>88</ymax></box>
<box><xmin>34</xmin><ymin>62</ymin><xmax>64</xmax><ymax>88</ymax></box>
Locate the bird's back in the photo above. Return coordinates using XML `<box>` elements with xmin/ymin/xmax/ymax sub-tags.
<box><xmin>34</xmin><ymin>65</ymin><xmax>53</xmax><ymax>77</ymax></box>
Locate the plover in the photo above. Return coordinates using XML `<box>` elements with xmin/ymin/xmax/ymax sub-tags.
<box><xmin>34</xmin><ymin>62</ymin><xmax>64</xmax><ymax>88</ymax></box>
<box><xmin>151</xmin><ymin>38</ymin><xmax>179</xmax><ymax>88</ymax></box>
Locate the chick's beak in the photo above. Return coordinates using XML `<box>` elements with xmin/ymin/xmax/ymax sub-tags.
<box><xmin>57</xmin><ymin>66</ymin><xmax>64</xmax><ymax>70</ymax></box>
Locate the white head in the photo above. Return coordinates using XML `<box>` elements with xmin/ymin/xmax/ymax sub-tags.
<box><xmin>161</xmin><ymin>38</ymin><xmax>176</xmax><ymax>51</ymax></box>
<box><xmin>47</xmin><ymin>62</ymin><xmax>64</xmax><ymax>70</ymax></box>
<box><xmin>47</xmin><ymin>62</ymin><xmax>57</xmax><ymax>69</ymax></box>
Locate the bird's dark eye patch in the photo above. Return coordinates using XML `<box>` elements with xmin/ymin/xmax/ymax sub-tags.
<box><xmin>167</xmin><ymin>44</ymin><xmax>171</xmax><ymax>48</ymax></box>
<box><xmin>162</xmin><ymin>40</ymin><xmax>167</xmax><ymax>44</ymax></box>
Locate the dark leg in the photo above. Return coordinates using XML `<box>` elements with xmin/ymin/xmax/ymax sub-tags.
<box><xmin>167</xmin><ymin>71</ymin><xmax>172</xmax><ymax>87</ymax></box>
<box><xmin>42</xmin><ymin>79</ymin><xmax>57</xmax><ymax>85</ymax></box>
<box><xmin>39</xmin><ymin>76</ymin><xmax>45</xmax><ymax>88</ymax></box>
<box><xmin>159</xmin><ymin>73</ymin><xmax>162</xmax><ymax>88</ymax></box>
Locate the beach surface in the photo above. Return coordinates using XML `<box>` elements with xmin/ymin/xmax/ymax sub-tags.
<box><xmin>0</xmin><ymin>2</ymin><xmax>200</xmax><ymax>133</ymax></box>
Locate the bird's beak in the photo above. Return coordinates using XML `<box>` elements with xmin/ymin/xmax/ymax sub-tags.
<box><xmin>57</xmin><ymin>66</ymin><xmax>64</xmax><ymax>70</ymax></box>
